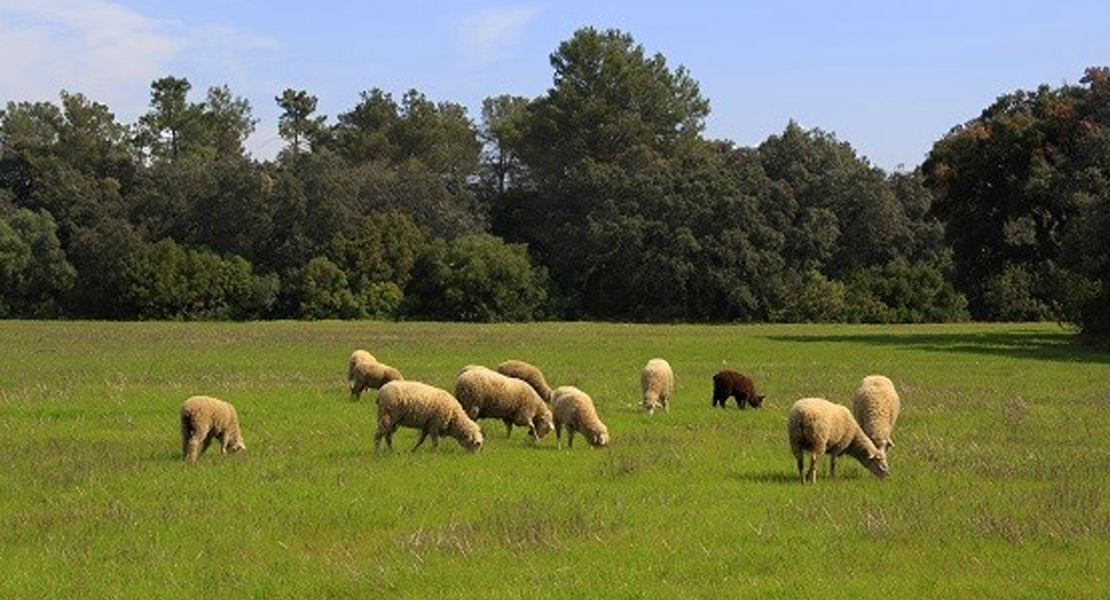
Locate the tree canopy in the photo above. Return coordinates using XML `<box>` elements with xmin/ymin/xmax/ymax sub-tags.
<box><xmin>0</xmin><ymin>28</ymin><xmax>1107</xmax><ymax>338</ymax></box>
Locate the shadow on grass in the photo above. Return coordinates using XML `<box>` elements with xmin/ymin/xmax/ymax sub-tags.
<box><xmin>765</xmin><ymin>329</ymin><xmax>1110</xmax><ymax>364</ymax></box>
<box><xmin>730</xmin><ymin>469</ymin><xmax>798</xmax><ymax>485</ymax></box>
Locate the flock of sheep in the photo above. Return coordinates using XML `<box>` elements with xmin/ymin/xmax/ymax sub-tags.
<box><xmin>179</xmin><ymin>350</ymin><xmax>902</xmax><ymax>484</ymax></box>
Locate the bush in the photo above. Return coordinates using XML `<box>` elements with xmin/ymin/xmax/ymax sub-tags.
<box><xmin>404</xmin><ymin>234</ymin><xmax>547</xmax><ymax>322</ymax></box>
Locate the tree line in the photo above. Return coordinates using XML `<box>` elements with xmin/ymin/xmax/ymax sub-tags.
<box><xmin>1</xmin><ymin>28</ymin><xmax>1108</xmax><ymax>339</ymax></box>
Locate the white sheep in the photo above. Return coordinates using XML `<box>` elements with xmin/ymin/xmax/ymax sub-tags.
<box><xmin>640</xmin><ymin>358</ymin><xmax>674</xmax><ymax>414</ymax></box>
<box><xmin>551</xmin><ymin>385</ymin><xmax>610</xmax><ymax>449</ymax></box>
<box><xmin>851</xmin><ymin>375</ymin><xmax>901</xmax><ymax>454</ymax></box>
<box><xmin>454</xmin><ymin>365</ymin><xmax>554</xmax><ymax>439</ymax></box>
<box><xmin>348</xmin><ymin>353</ymin><xmax>404</xmax><ymax>400</ymax></box>
<box><xmin>787</xmin><ymin>397</ymin><xmax>889</xmax><ymax>484</ymax></box>
<box><xmin>374</xmin><ymin>380</ymin><xmax>483</xmax><ymax>452</ymax></box>
<box><xmin>180</xmin><ymin>395</ymin><xmax>246</xmax><ymax>465</ymax></box>
<box><xmin>496</xmin><ymin>359</ymin><xmax>554</xmax><ymax>403</ymax></box>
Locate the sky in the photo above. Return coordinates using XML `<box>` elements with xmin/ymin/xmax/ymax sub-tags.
<box><xmin>1</xmin><ymin>0</ymin><xmax>1107</xmax><ymax>171</ymax></box>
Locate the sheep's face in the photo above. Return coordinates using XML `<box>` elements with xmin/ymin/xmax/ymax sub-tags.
<box><xmin>454</xmin><ymin>421</ymin><xmax>484</xmax><ymax>452</ymax></box>
<box><xmin>589</xmin><ymin>427</ymin><xmax>610</xmax><ymax>448</ymax></box>
<box><xmin>750</xmin><ymin>395</ymin><xmax>766</xmax><ymax>408</ymax></box>
<box><xmin>462</xmin><ymin>432</ymin><xmax>483</xmax><ymax>452</ymax></box>
<box><xmin>532</xmin><ymin>413</ymin><xmax>554</xmax><ymax>439</ymax></box>
<box><xmin>865</xmin><ymin>451</ymin><xmax>889</xmax><ymax>479</ymax></box>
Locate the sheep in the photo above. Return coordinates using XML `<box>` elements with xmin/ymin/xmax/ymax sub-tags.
<box><xmin>496</xmin><ymin>359</ymin><xmax>554</xmax><ymax>403</ymax></box>
<box><xmin>348</xmin><ymin>349</ymin><xmax>377</xmax><ymax>375</ymax></box>
<box><xmin>551</xmin><ymin>386</ymin><xmax>610</xmax><ymax>449</ymax></box>
<box><xmin>454</xmin><ymin>365</ymin><xmax>554</xmax><ymax>440</ymax></box>
<box><xmin>349</xmin><ymin>357</ymin><xmax>404</xmax><ymax>400</ymax></box>
<box><xmin>180</xmin><ymin>395</ymin><xmax>246</xmax><ymax>465</ymax></box>
<box><xmin>374</xmin><ymin>380</ymin><xmax>483</xmax><ymax>452</ymax></box>
<box><xmin>711</xmin><ymin>370</ymin><xmax>765</xmax><ymax>409</ymax></box>
<box><xmin>851</xmin><ymin>374</ymin><xmax>901</xmax><ymax>454</ymax></box>
<box><xmin>640</xmin><ymin>358</ymin><xmax>674</xmax><ymax>414</ymax></box>
<box><xmin>787</xmin><ymin>397</ymin><xmax>889</xmax><ymax>484</ymax></box>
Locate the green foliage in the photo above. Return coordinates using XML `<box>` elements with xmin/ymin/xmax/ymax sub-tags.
<box><xmin>405</xmin><ymin>234</ymin><xmax>547</xmax><ymax>321</ymax></box>
<box><xmin>1</xmin><ymin>321</ymin><xmax>1108</xmax><ymax>600</ymax></box>
<box><xmin>924</xmin><ymin>69</ymin><xmax>1110</xmax><ymax>331</ymax></box>
<box><xmin>125</xmin><ymin>238</ymin><xmax>275</xmax><ymax>320</ymax></box>
<box><xmin>276</xmin><ymin>89</ymin><xmax>327</xmax><ymax>155</ymax></box>
<box><xmin>1</xmin><ymin>40</ymin><xmax>1104</xmax><ymax>329</ymax></box>
<box><xmin>285</xmin><ymin>256</ymin><xmax>362</xmax><ymax>319</ymax></box>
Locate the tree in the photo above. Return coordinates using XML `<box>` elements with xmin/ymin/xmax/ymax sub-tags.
<box><xmin>405</xmin><ymin>234</ymin><xmax>547</xmax><ymax>322</ymax></box>
<box><xmin>200</xmin><ymin>84</ymin><xmax>257</xmax><ymax>161</ymax></box>
<box><xmin>333</xmin><ymin>88</ymin><xmax>400</xmax><ymax>164</ymax></box>
<box><xmin>924</xmin><ymin>72</ymin><xmax>1105</xmax><ymax>322</ymax></box>
<box><xmin>137</xmin><ymin>76</ymin><xmax>199</xmax><ymax>163</ymax></box>
<box><xmin>276</xmin><ymin>89</ymin><xmax>326</xmax><ymax>156</ymax></box>
<box><xmin>478</xmin><ymin>94</ymin><xmax>529</xmax><ymax>195</ymax></box>
<box><xmin>503</xmin><ymin>27</ymin><xmax>711</xmax><ymax>317</ymax></box>
<box><xmin>0</xmin><ymin>208</ymin><xmax>75</xmax><ymax>316</ymax></box>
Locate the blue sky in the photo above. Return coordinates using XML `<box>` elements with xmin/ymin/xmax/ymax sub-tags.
<box><xmin>1</xmin><ymin>0</ymin><xmax>1107</xmax><ymax>170</ymax></box>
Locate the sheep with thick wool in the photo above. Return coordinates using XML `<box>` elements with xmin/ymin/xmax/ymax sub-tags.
<box><xmin>640</xmin><ymin>358</ymin><xmax>674</xmax><ymax>414</ymax></box>
<box><xmin>496</xmin><ymin>359</ymin><xmax>554</xmax><ymax>403</ymax></box>
<box><xmin>347</xmin><ymin>349</ymin><xmax>403</xmax><ymax>400</ymax></box>
<box><xmin>551</xmin><ymin>385</ymin><xmax>610</xmax><ymax>449</ymax></box>
<box><xmin>787</xmin><ymin>397</ymin><xmax>889</xmax><ymax>484</ymax></box>
<box><xmin>454</xmin><ymin>365</ymin><xmax>554</xmax><ymax>439</ymax></box>
<box><xmin>851</xmin><ymin>375</ymin><xmax>901</xmax><ymax>454</ymax></box>
<box><xmin>180</xmin><ymin>395</ymin><xmax>246</xmax><ymax>465</ymax></box>
<box><xmin>374</xmin><ymin>380</ymin><xmax>483</xmax><ymax>452</ymax></box>
<box><xmin>712</xmin><ymin>370</ymin><xmax>765</xmax><ymax>409</ymax></box>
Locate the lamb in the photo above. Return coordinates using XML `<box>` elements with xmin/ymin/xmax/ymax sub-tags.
<box><xmin>640</xmin><ymin>358</ymin><xmax>674</xmax><ymax>414</ymax></box>
<box><xmin>496</xmin><ymin>359</ymin><xmax>554</xmax><ymax>403</ymax></box>
<box><xmin>374</xmin><ymin>380</ymin><xmax>483</xmax><ymax>452</ymax></box>
<box><xmin>851</xmin><ymin>375</ymin><xmax>901</xmax><ymax>454</ymax></box>
<box><xmin>348</xmin><ymin>350</ymin><xmax>403</xmax><ymax>400</ymax></box>
<box><xmin>454</xmin><ymin>365</ymin><xmax>554</xmax><ymax>439</ymax></box>
<box><xmin>787</xmin><ymin>397</ymin><xmax>889</xmax><ymax>484</ymax></box>
<box><xmin>711</xmin><ymin>370</ymin><xmax>765</xmax><ymax>409</ymax></box>
<box><xmin>551</xmin><ymin>385</ymin><xmax>610</xmax><ymax>449</ymax></box>
<box><xmin>180</xmin><ymin>395</ymin><xmax>246</xmax><ymax>465</ymax></box>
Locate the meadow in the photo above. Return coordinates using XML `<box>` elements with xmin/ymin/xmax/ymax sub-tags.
<box><xmin>1</xmin><ymin>320</ymin><xmax>1107</xmax><ymax>599</ymax></box>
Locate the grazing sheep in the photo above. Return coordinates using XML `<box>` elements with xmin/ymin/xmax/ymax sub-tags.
<box><xmin>711</xmin><ymin>370</ymin><xmax>765</xmax><ymax>409</ymax></box>
<box><xmin>454</xmin><ymin>365</ymin><xmax>554</xmax><ymax>440</ymax></box>
<box><xmin>787</xmin><ymin>397</ymin><xmax>889</xmax><ymax>484</ymax></box>
<box><xmin>180</xmin><ymin>395</ymin><xmax>246</xmax><ymax>465</ymax></box>
<box><xmin>640</xmin><ymin>358</ymin><xmax>674</xmax><ymax>414</ymax></box>
<box><xmin>551</xmin><ymin>386</ymin><xmax>610</xmax><ymax>448</ymax></box>
<box><xmin>349</xmin><ymin>359</ymin><xmax>404</xmax><ymax>400</ymax></box>
<box><xmin>851</xmin><ymin>375</ymin><xmax>901</xmax><ymax>454</ymax></box>
<box><xmin>375</xmin><ymin>380</ymin><xmax>483</xmax><ymax>452</ymax></box>
<box><xmin>496</xmin><ymin>359</ymin><xmax>554</xmax><ymax>403</ymax></box>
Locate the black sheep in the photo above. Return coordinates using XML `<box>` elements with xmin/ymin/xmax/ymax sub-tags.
<box><xmin>711</xmin><ymin>370</ymin><xmax>765</xmax><ymax>409</ymax></box>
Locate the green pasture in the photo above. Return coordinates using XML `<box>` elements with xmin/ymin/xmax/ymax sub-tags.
<box><xmin>1</xmin><ymin>321</ymin><xmax>1107</xmax><ymax>599</ymax></box>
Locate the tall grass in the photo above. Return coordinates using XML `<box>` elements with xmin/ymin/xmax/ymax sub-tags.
<box><xmin>1</xmin><ymin>321</ymin><xmax>1107</xmax><ymax>599</ymax></box>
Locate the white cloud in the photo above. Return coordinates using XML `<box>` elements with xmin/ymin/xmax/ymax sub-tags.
<box><xmin>0</xmin><ymin>0</ymin><xmax>278</xmax><ymax>123</ymax></box>
<box><xmin>459</xmin><ymin>5</ymin><xmax>542</xmax><ymax>66</ymax></box>
<box><xmin>0</xmin><ymin>0</ymin><xmax>180</xmax><ymax>116</ymax></box>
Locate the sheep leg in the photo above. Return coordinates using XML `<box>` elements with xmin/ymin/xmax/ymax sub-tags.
<box><xmin>374</xmin><ymin>422</ymin><xmax>395</xmax><ymax>452</ymax></box>
<box><xmin>184</xmin><ymin>436</ymin><xmax>204</xmax><ymax>464</ymax></box>
<box><xmin>412</xmin><ymin>429</ymin><xmax>430</xmax><ymax>451</ymax></box>
<box><xmin>805</xmin><ymin>450</ymin><xmax>821</xmax><ymax>484</ymax></box>
<box><xmin>566</xmin><ymin>429</ymin><xmax>576</xmax><ymax>448</ymax></box>
<box><xmin>554</xmin><ymin>422</ymin><xmax>563</xmax><ymax>449</ymax></box>
<box><xmin>829</xmin><ymin>454</ymin><xmax>838</xmax><ymax>479</ymax></box>
<box><xmin>502</xmin><ymin>419</ymin><xmax>514</xmax><ymax>438</ymax></box>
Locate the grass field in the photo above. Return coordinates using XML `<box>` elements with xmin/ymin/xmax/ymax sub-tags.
<box><xmin>1</xmin><ymin>320</ymin><xmax>1108</xmax><ymax>599</ymax></box>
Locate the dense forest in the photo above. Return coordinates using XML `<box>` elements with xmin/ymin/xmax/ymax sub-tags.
<box><xmin>1</xmin><ymin>28</ymin><xmax>1108</xmax><ymax>338</ymax></box>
